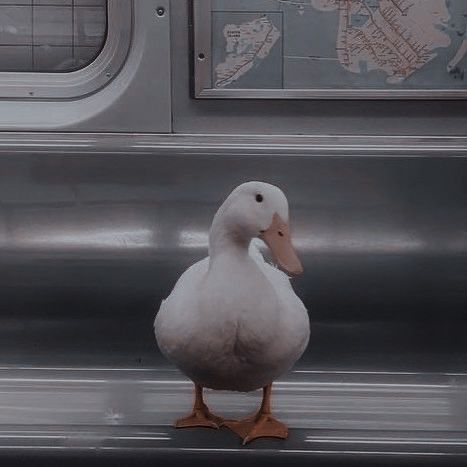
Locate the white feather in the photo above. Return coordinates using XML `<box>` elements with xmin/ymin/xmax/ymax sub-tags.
<box><xmin>154</xmin><ymin>182</ymin><xmax>310</xmax><ymax>392</ymax></box>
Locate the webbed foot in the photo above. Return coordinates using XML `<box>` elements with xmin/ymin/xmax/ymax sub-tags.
<box><xmin>175</xmin><ymin>384</ymin><xmax>223</xmax><ymax>429</ymax></box>
<box><xmin>175</xmin><ymin>405</ymin><xmax>224</xmax><ymax>429</ymax></box>
<box><xmin>223</xmin><ymin>413</ymin><xmax>288</xmax><ymax>444</ymax></box>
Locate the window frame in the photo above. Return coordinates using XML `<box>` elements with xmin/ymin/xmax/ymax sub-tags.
<box><xmin>0</xmin><ymin>0</ymin><xmax>132</xmax><ymax>100</ymax></box>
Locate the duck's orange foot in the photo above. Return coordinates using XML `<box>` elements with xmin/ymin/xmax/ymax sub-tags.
<box><xmin>175</xmin><ymin>406</ymin><xmax>223</xmax><ymax>429</ymax></box>
<box><xmin>223</xmin><ymin>414</ymin><xmax>288</xmax><ymax>444</ymax></box>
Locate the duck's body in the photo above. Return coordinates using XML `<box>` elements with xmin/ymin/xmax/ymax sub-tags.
<box><xmin>154</xmin><ymin>181</ymin><xmax>310</xmax><ymax>444</ymax></box>
<box><xmin>155</xmin><ymin>242</ymin><xmax>309</xmax><ymax>392</ymax></box>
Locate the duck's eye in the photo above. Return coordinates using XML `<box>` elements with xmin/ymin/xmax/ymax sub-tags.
<box><xmin>256</xmin><ymin>194</ymin><xmax>263</xmax><ymax>203</ymax></box>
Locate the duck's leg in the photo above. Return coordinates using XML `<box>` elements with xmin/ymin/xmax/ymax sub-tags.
<box><xmin>175</xmin><ymin>384</ymin><xmax>223</xmax><ymax>429</ymax></box>
<box><xmin>223</xmin><ymin>384</ymin><xmax>288</xmax><ymax>444</ymax></box>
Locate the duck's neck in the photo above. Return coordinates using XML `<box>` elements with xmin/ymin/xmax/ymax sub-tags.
<box><xmin>208</xmin><ymin>214</ymin><xmax>251</xmax><ymax>263</ymax></box>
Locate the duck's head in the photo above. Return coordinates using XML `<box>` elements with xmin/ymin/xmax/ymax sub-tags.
<box><xmin>211</xmin><ymin>181</ymin><xmax>303</xmax><ymax>276</ymax></box>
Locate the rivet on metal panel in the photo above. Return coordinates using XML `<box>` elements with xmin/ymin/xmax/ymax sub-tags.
<box><xmin>156</xmin><ymin>7</ymin><xmax>165</xmax><ymax>17</ymax></box>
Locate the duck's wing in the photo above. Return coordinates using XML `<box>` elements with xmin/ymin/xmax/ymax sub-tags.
<box><xmin>155</xmin><ymin>257</ymin><xmax>209</xmax><ymax>325</ymax></box>
<box><xmin>156</xmin><ymin>257</ymin><xmax>209</xmax><ymax>309</ymax></box>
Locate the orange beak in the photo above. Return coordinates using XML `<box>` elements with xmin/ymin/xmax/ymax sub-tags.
<box><xmin>259</xmin><ymin>213</ymin><xmax>303</xmax><ymax>276</ymax></box>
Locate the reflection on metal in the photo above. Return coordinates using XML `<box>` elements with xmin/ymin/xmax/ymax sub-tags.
<box><xmin>293</xmin><ymin>232</ymin><xmax>426</xmax><ymax>254</ymax></box>
<box><xmin>10</xmin><ymin>208</ymin><xmax>156</xmax><ymax>251</ymax></box>
<box><xmin>176</xmin><ymin>230</ymin><xmax>460</xmax><ymax>256</ymax></box>
<box><xmin>15</xmin><ymin>227</ymin><xmax>155</xmax><ymax>250</ymax></box>
<box><xmin>0</xmin><ymin>367</ymin><xmax>465</xmax><ymax>458</ymax></box>
<box><xmin>178</xmin><ymin>230</ymin><xmax>209</xmax><ymax>249</ymax></box>
<box><xmin>0</xmin><ymin>133</ymin><xmax>467</xmax><ymax>155</ymax></box>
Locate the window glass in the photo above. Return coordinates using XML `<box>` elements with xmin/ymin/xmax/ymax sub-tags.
<box><xmin>0</xmin><ymin>0</ymin><xmax>107</xmax><ymax>72</ymax></box>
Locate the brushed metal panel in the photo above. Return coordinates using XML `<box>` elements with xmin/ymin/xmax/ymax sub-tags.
<box><xmin>0</xmin><ymin>133</ymin><xmax>466</xmax><ymax>371</ymax></box>
<box><xmin>0</xmin><ymin>0</ymin><xmax>172</xmax><ymax>132</ymax></box>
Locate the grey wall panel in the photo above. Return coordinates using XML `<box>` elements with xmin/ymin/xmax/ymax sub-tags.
<box><xmin>171</xmin><ymin>1</ymin><xmax>467</xmax><ymax>136</ymax></box>
<box><xmin>0</xmin><ymin>0</ymin><xmax>172</xmax><ymax>132</ymax></box>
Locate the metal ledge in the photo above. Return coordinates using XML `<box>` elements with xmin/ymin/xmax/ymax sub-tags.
<box><xmin>0</xmin><ymin>133</ymin><xmax>465</xmax><ymax>156</ymax></box>
<box><xmin>0</xmin><ymin>367</ymin><xmax>465</xmax><ymax>464</ymax></box>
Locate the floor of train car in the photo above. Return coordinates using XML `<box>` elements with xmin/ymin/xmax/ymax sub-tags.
<box><xmin>0</xmin><ymin>364</ymin><xmax>466</xmax><ymax>466</ymax></box>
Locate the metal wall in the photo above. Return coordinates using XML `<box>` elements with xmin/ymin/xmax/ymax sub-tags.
<box><xmin>0</xmin><ymin>134</ymin><xmax>466</xmax><ymax>372</ymax></box>
<box><xmin>0</xmin><ymin>0</ymin><xmax>171</xmax><ymax>132</ymax></box>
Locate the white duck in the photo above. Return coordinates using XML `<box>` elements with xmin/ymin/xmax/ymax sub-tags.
<box><xmin>154</xmin><ymin>181</ymin><xmax>310</xmax><ymax>444</ymax></box>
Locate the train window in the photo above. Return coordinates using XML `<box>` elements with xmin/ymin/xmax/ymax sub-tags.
<box><xmin>0</xmin><ymin>1</ymin><xmax>107</xmax><ymax>72</ymax></box>
<box><xmin>0</xmin><ymin>0</ymin><xmax>131</xmax><ymax>99</ymax></box>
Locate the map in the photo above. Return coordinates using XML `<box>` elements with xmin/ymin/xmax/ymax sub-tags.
<box><xmin>210</xmin><ymin>0</ymin><xmax>467</xmax><ymax>91</ymax></box>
